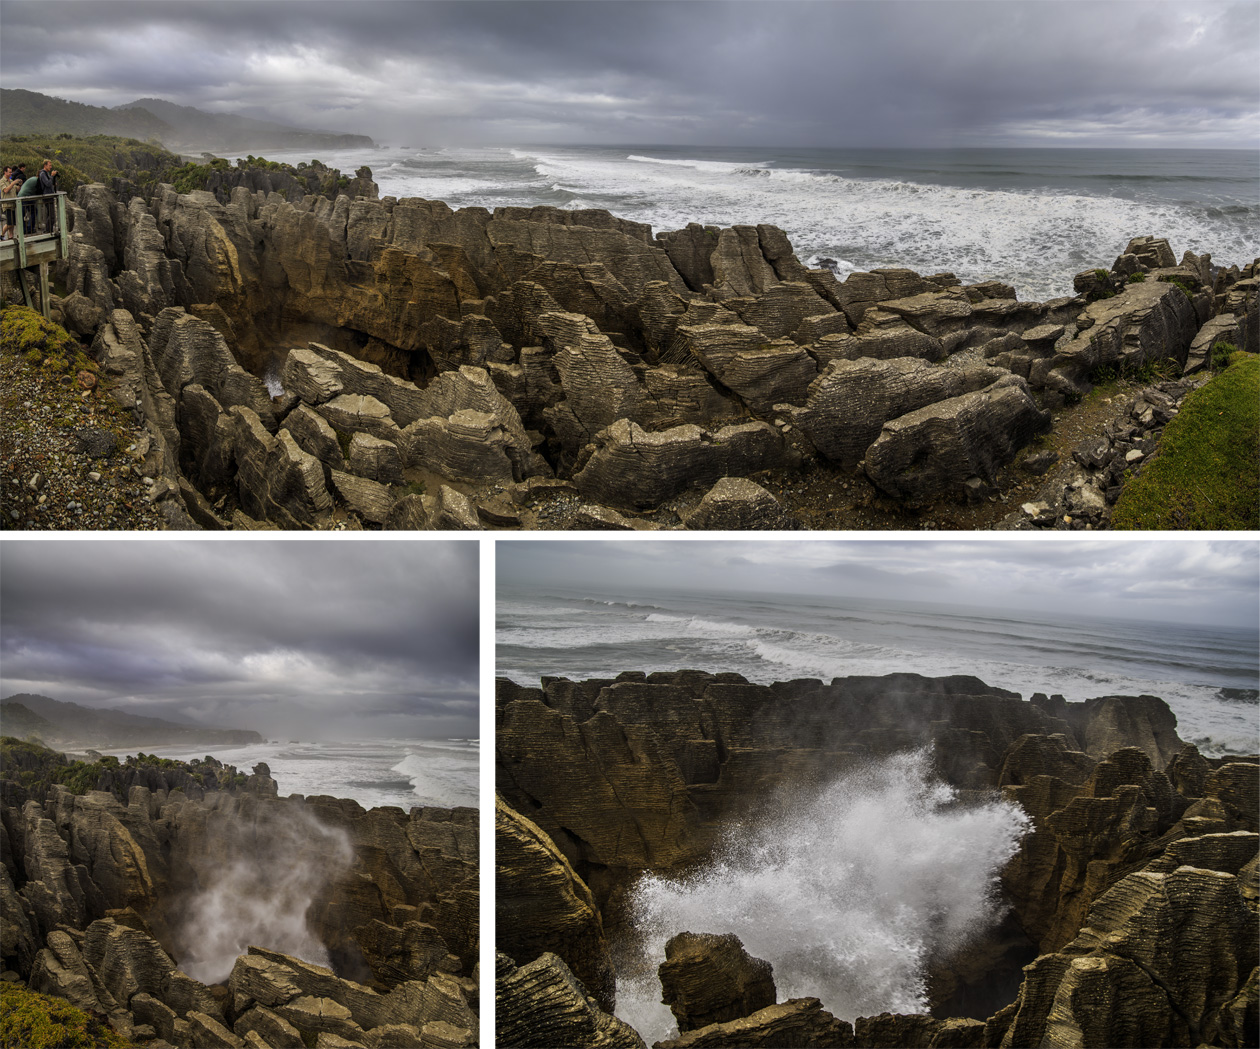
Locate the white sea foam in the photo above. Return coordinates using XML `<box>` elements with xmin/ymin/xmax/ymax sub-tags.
<box><xmin>392</xmin><ymin>749</ymin><xmax>478</xmax><ymax>808</ymax></box>
<box><xmin>617</xmin><ymin>748</ymin><xmax>1029</xmax><ymax>1043</ymax></box>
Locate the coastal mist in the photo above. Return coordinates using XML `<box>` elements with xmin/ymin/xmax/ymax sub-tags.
<box><xmin>618</xmin><ymin>749</ymin><xmax>1029</xmax><ymax>1044</ymax></box>
<box><xmin>172</xmin><ymin>808</ymin><xmax>354</xmax><ymax>984</ymax></box>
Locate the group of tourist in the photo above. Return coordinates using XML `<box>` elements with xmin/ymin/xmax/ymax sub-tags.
<box><xmin>1</xmin><ymin>159</ymin><xmax>61</xmax><ymax>240</ymax></box>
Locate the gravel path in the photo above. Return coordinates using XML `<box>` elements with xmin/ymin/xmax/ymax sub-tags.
<box><xmin>1</xmin><ymin>330</ymin><xmax>169</xmax><ymax>531</ymax></box>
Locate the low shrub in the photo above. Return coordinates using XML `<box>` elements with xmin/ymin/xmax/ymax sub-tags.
<box><xmin>0</xmin><ymin>982</ymin><xmax>130</xmax><ymax>1048</ymax></box>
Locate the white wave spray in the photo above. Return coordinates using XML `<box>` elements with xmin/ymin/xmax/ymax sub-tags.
<box><xmin>618</xmin><ymin>748</ymin><xmax>1029</xmax><ymax>1043</ymax></box>
<box><xmin>175</xmin><ymin>807</ymin><xmax>354</xmax><ymax>984</ymax></box>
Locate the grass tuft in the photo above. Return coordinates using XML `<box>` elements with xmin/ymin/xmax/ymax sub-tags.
<box><xmin>1112</xmin><ymin>354</ymin><xmax>1260</xmax><ymax>530</ymax></box>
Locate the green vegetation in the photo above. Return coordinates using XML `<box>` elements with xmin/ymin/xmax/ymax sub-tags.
<box><xmin>170</xmin><ymin>155</ymin><xmax>233</xmax><ymax>194</ymax></box>
<box><xmin>1088</xmin><ymin>355</ymin><xmax>1176</xmax><ymax>387</ymax></box>
<box><xmin>0</xmin><ymin>133</ymin><xmax>183</xmax><ymax>196</ymax></box>
<box><xmin>0</xmin><ymin>983</ymin><xmax>131</xmax><ymax>1049</ymax></box>
<box><xmin>1093</xmin><ymin>268</ymin><xmax>1109</xmax><ymax>281</ymax></box>
<box><xmin>1112</xmin><ymin>353</ymin><xmax>1260</xmax><ymax>530</ymax></box>
<box><xmin>0</xmin><ymin>306</ymin><xmax>97</xmax><ymax>380</ymax></box>
<box><xmin>1157</xmin><ymin>275</ymin><xmax>1195</xmax><ymax>300</ymax></box>
<box><xmin>1127</xmin><ymin>272</ymin><xmax>1147</xmax><ymax>283</ymax></box>
<box><xmin>1210</xmin><ymin>340</ymin><xmax>1238</xmax><ymax>372</ymax></box>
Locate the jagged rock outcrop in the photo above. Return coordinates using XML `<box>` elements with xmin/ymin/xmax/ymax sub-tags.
<box><xmin>48</xmin><ymin>175</ymin><xmax>1254</xmax><ymax>529</ymax></box>
<box><xmin>495</xmin><ymin>796</ymin><xmax>616</xmax><ymax>1014</ymax></box>
<box><xmin>862</xmin><ymin>375</ymin><xmax>1051</xmax><ymax>505</ymax></box>
<box><xmin>496</xmin><ymin>669</ymin><xmax>1257</xmax><ymax>1049</ymax></box>
<box><xmin>1</xmin><ymin>745</ymin><xmax>479</xmax><ymax>1049</ymax></box>
<box><xmin>496</xmin><ymin>952</ymin><xmax>646</xmax><ymax>1049</ymax></box>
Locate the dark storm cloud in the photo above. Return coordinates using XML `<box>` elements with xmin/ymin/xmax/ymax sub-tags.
<box><xmin>497</xmin><ymin>539</ymin><xmax>1260</xmax><ymax>627</ymax></box>
<box><xmin>0</xmin><ymin>540</ymin><xmax>479</xmax><ymax>737</ymax></box>
<box><xmin>1</xmin><ymin>1</ymin><xmax>1254</xmax><ymax>146</ymax></box>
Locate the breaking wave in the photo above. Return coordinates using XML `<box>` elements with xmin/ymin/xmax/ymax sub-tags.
<box><xmin>617</xmin><ymin>748</ymin><xmax>1029</xmax><ymax>1043</ymax></box>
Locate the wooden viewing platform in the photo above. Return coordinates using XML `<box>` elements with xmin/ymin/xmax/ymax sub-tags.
<box><xmin>1</xmin><ymin>192</ymin><xmax>70</xmax><ymax>318</ymax></box>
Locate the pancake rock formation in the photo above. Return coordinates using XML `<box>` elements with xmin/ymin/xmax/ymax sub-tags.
<box><xmin>494</xmin><ymin>671</ymin><xmax>1258</xmax><ymax>1048</ymax></box>
<box><xmin>29</xmin><ymin>168</ymin><xmax>1260</xmax><ymax>529</ymax></box>
<box><xmin>1</xmin><ymin>740</ymin><xmax>479</xmax><ymax>1048</ymax></box>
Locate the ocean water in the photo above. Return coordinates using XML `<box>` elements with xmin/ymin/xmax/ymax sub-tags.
<box><xmin>497</xmin><ymin>584</ymin><xmax>1260</xmax><ymax>757</ymax></box>
<box><xmin>266</xmin><ymin>143</ymin><xmax>1259</xmax><ymax>301</ymax></box>
<box><xmin>100</xmin><ymin>737</ymin><xmax>479</xmax><ymax>811</ymax></box>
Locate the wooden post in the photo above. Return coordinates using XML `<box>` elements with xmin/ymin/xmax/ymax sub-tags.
<box><xmin>38</xmin><ymin>261</ymin><xmax>50</xmax><ymax>319</ymax></box>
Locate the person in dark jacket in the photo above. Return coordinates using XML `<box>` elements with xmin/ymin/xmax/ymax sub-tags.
<box><xmin>37</xmin><ymin>160</ymin><xmax>59</xmax><ymax>233</ymax></box>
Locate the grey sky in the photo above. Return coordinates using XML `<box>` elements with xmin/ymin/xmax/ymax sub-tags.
<box><xmin>498</xmin><ymin>539</ymin><xmax>1260</xmax><ymax>628</ymax></box>
<box><xmin>1</xmin><ymin>1</ymin><xmax>1256</xmax><ymax>148</ymax></box>
<box><xmin>0</xmin><ymin>540</ymin><xmax>480</xmax><ymax>739</ymax></box>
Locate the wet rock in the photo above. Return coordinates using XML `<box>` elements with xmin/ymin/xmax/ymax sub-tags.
<box><xmin>659</xmin><ymin>932</ymin><xmax>776</xmax><ymax>1032</ymax></box>
<box><xmin>656</xmin><ymin>998</ymin><xmax>853</xmax><ymax>1048</ymax></box>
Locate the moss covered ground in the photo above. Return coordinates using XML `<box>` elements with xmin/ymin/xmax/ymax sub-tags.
<box><xmin>0</xmin><ymin>983</ymin><xmax>130</xmax><ymax>1049</ymax></box>
<box><xmin>1112</xmin><ymin>353</ymin><xmax>1260</xmax><ymax>529</ymax></box>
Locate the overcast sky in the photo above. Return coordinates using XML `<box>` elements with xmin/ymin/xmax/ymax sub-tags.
<box><xmin>498</xmin><ymin>539</ymin><xmax>1260</xmax><ymax>628</ymax></box>
<box><xmin>0</xmin><ymin>540</ymin><xmax>479</xmax><ymax>738</ymax></box>
<box><xmin>1</xmin><ymin>1</ymin><xmax>1256</xmax><ymax>148</ymax></box>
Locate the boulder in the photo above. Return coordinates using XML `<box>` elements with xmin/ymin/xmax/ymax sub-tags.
<box><xmin>658</xmin><ymin>932</ymin><xmax>776</xmax><ymax>1032</ymax></box>
<box><xmin>573</xmin><ymin>420</ymin><xmax>787</xmax><ymax>511</ymax></box>
<box><xmin>655</xmin><ymin>998</ymin><xmax>853</xmax><ymax>1048</ymax></box>
<box><xmin>791</xmin><ymin>358</ymin><xmax>1004</xmax><ymax>468</ymax></box>
<box><xmin>862</xmin><ymin>375</ymin><xmax>1050</xmax><ymax>505</ymax></box>
<box><xmin>682</xmin><ymin>478</ymin><xmax>799</xmax><ymax>530</ymax></box>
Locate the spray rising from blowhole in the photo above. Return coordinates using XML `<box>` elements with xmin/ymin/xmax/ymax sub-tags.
<box><xmin>618</xmin><ymin>748</ymin><xmax>1029</xmax><ymax>1044</ymax></box>
<box><xmin>175</xmin><ymin>807</ymin><xmax>354</xmax><ymax>984</ymax></box>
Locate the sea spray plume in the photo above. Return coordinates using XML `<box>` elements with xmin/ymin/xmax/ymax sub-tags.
<box><xmin>619</xmin><ymin>748</ymin><xmax>1029</xmax><ymax>1043</ymax></box>
<box><xmin>173</xmin><ymin>806</ymin><xmax>354</xmax><ymax>984</ymax></box>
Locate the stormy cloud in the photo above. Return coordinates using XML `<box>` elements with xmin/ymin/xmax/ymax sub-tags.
<box><xmin>1</xmin><ymin>1</ymin><xmax>1255</xmax><ymax>148</ymax></box>
<box><xmin>0</xmin><ymin>539</ymin><xmax>479</xmax><ymax>738</ymax></box>
<box><xmin>497</xmin><ymin>539</ymin><xmax>1260</xmax><ymax>628</ymax></box>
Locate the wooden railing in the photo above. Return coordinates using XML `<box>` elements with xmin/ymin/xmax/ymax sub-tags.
<box><xmin>0</xmin><ymin>192</ymin><xmax>69</xmax><ymax>317</ymax></box>
<box><xmin>0</xmin><ymin>191</ymin><xmax>69</xmax><ymax>270</ymax></box>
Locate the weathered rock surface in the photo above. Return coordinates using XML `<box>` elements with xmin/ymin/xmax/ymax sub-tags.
<box><xmin>655</xmin><ymin>998</ymin><xmax>853</xmax><ymax>1048</ymax></box>
<box><xmin>1</xmin><ymin>746</ymin><xmax>479</xmax><ymax>1049</ymax></box>
<box><xmin>658</xmin><ymin>932</ymin><xmax>776</xmax><ymax>1032</ymax></box>
<box><xmin>496</xmin><ymin>669</ymin><xmax>1257</xmax><ymax>1049</ymax></box>
<box><xmin>495</xmin><ymin>796</ymin><xmax>616</xmax><ymax>1013</ymax></box>
<box><xmin>53</xmin><ymin>176</ymin><xmax>1254</xmax><ymax>529</ymax></box>
<box><xmin>496</xmin><ymin>952</ymin><xmax>646</xmax><ymax>1049</ymax></box>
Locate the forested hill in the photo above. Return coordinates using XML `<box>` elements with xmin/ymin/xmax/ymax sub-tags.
<box><xmin>1</xmin><ymin>89</ymin><xmax>374</xmax><ymax>153</ymax></box>
<box><xmin>1</xmin><ymin>693</ymin><xmax>263</xmax><ymax>747</ymax></box>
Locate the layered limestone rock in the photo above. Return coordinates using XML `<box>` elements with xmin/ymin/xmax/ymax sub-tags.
<box><xmin>655</xmin><ymin>999</ymin><xmax>854</xmax><ymax>1048</ymax></box>
<box><xmin>495</xmin><ymin>669</ymin><xmax>1257</xmax><ymax>1049</ymax></box>
<box><xmin>495</xmin><ymin>796</ymin><xmax>616</xmax><ymax>1014</ymax></box>
<box><xmin>1</xmin><ymin>754</ymin><xmax>478</xmax><ymax>1049</ymax></box>
<box><xmin>496</xmin><ymin>952</ymin><xmax>646</xmax><ymax>1049</ymax></box>
<box><xmin>53</xmin><ymin>181</ymin><xmax>1254</xmax><ymax>529</ymax></box>
<box><xmin>658</xmin><ymin>932</ymin><xmax>776</xmax><ymax>1032</ymax></box>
